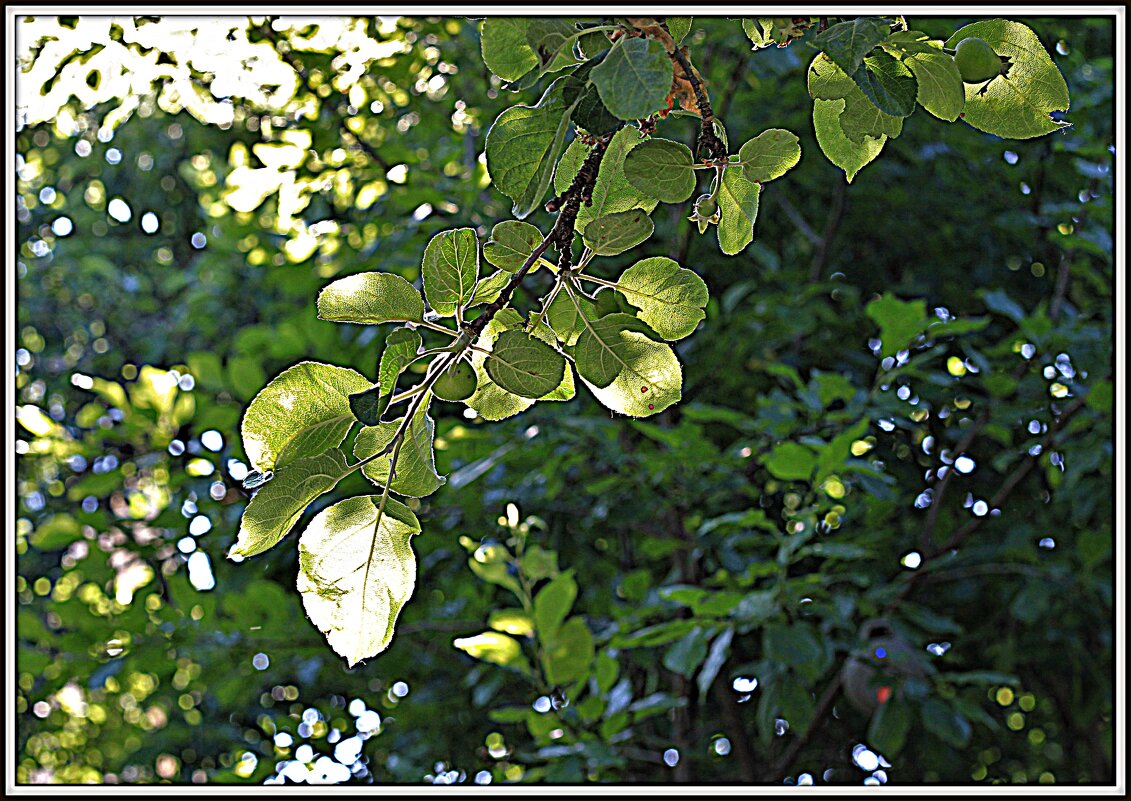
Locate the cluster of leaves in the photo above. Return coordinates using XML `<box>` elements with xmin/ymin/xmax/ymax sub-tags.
<box><xmin>15</xmin><ymin>14</ymin><xmax>1113</xmax><ymax>787</ymax></box>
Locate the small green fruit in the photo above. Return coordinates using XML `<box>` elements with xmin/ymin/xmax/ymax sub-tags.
<box><xmin>433</xmin><ymin>359</ymin><xmax>477</xmax><ymax>402</ymax></box>
<box><xmin>954</xmin><ymin>37</ymin><xmax>1002</xmax><ymax>84</ymax></box>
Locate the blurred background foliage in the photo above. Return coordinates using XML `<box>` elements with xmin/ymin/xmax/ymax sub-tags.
<box><xmin>14</xmin><ymin>14</ymin><xmax>1115</xmax><ymax>786</ymax></box>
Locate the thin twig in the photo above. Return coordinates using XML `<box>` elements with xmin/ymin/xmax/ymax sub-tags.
<box><xmin>773</xmin><ymin>672</ymin><xmax>842</xmax><ymax>779</ymax></box>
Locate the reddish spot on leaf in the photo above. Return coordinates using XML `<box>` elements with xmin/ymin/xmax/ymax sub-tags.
<box><xmin>876</xmin><ymin>685</ymin><xmax>893</xmax><ymax>705</ymax></box>
<box><xmin>648</xmin><ymin>403</ymin><xmax>654</xmax><ymax>410</ymax></box>
<box><xmin>959</xmin><ymin>112</ymin><xmax>966</xmax><ymax>118</ymax></box>
<box><xmin>641</xmin><ymin>386</ymin><xmax>648</xmax><ymax>393</ymax></box>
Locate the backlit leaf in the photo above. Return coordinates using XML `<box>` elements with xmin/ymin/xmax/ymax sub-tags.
<box><xmin>422</xmin><ymin>228</ymin><xmax>479</xmax><ymax>317</ymax></box>
<box><xmin>317</xmin><ymin>272</ymin><xmax>425</xmax><ymax>325</ymax></box>
<box><xmin>241</xmin><ymin>361</ymin><xmax>372</xmax><ymax>472</ymax></box>
<box><xmin>736</xmin><ymin>128</ymin><xmax>802</xmax><ymax>184</ymax></box>
<box><xmin>945</xmin><ymin>20</ymin><xmax>1071</xmax><ymax>139</ymax></box>
<box><xmin>573</xmin><ymin>311</ymin><xmax>681</xmax><ymax>417</ymax></box>
<box><xmin>485</xmin><ymin>329</ymin><xmax>567</xmax><ymax>399</ymax></box>
<box><xmin>297</xmin><ymin>495</ymin><xmax>419</xmax><ymax>666</ymax></box>
<box><xmin>717</xmin><ymin>163</ymin><xmax>761</xmax><ymax>255</ymax></box>
<box><xmin>354</xmin><ymin>397</ymin><xmax>445</xmax><ymax>498</ymax></box>
<box><xmin>622</xmin><ymin>138</ymin><xmax>697</xmax><ymax>203</ymax></box>
<box><xmin>614</xmin><ymin>257</ymin><xmax>708</xmax><ymax>340</ymax></box>
<box><xmin>230</xmin><ymin>448</ymin><xmax>355</xmax><ymax>558</ymax></box>
<box><xmin>583</xmin><ymin>210</ymin><xmax>654</xmax><ymax>256</ymax></box>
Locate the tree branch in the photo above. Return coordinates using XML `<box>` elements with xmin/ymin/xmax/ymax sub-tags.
<box><xmin>773</xmin><ymin>672</ymin><xmax>842</xmax><ymax>779</ymax></box>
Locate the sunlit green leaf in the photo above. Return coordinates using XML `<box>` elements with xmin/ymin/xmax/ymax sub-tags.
<box><xmin>852</xmin><ymin>51</ymin><xmax>917</xmax><ymax>117</ymax></box>
<box><xmin>573</xmin><ymin>311</ymin><xmax>681</xmax><ymax>417</ymax></box>
<box><xmin>480</xmin><ymin>18</ymin><xmax>538</xmax><ymax>81</ymax></box>
<box><xmin>583</xmin><ymin>210</ymin><xmax>654</xmax><ymax>256</ymax></box>
<box><xmin>230</xmin><ymin>448</ymin><xmax>356</xmax><ymax>558</ymax></box>
<box><xmin>717</xmin><ymin>163</ymin><xmax>761</xmax><ymax>255</ymax></box>
<box><xmin>885</xmin><ymin>31</ymin><xmax>965</xmax><ymax>121</ymax></box>
<box><xmin>297</xmin><ymin>495</ymin><xmax>419</xmax><ymax>667</ymax></box>
<box><xmin>485</xmin><ymin>329</ymin><xmax>567</xmax><ymax>399</ymax></box>
<box><xmin>317</xmin><ymin>272</ymin><xmax>425</xmax><ymax>325</ymax></box>
<box><xmin>354</xmin><ymin>397</ymin><xmax>445</xmax><ymax>498</ymax></box>
<box><xmin>485</xmin><ymin>76</ymin><xmax>582</xmax><ymax>219</ymax></box>
<box><xmin>241</xmin><ymin>361</ymin><xmax>372</xmax><ymax>472</ymax></box>
<box><xmin>736</xmin><ymin>128</ymin><xmax>802</xmax><ymax>184</ymax></box>
<box><xmin>622</xmin><ymin>138</ymin><xmax>697</xmax><ymax>203</ymax></box>
<box><xmin>422</xmin><ymin>228</ymin><xmax>479</xmax><ymax>317</ymax></box>
<box><xmin>375</xmin><ymin>328</ymin><xmax>422</xmax><ymax>420</ymax></box>
<box><xmin>454</xmin><ymin>631</ymin><xmax>534</xmax><ymax>676</ymax></box>
<box><xmin>945</xmin><ymin>20</ymin><xmax>1071</xmax><ymax>139</ymax></box>
<box><xmin>614</xmin><ymin>257</ymin><xmax>708</xmax><ymax>340</ymax></box>
<box><xmin>483</xmin><ymin>220</ymin><xmax>544</xmax><ymax>272</ymax></box>
<box><xmin>555</xmin><ymin>125</ymin><xmax>659</xmax><ymax>230</ymax></box>
<box><xmin>808</xmin><ymin>16</ymin><xmax>892</xmax><ymax>75</ymax></box>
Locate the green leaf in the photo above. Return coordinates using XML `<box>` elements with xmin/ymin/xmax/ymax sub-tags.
<box><xmin>614</xmin><ymin>256</ymin><xmax>708</xmax><ymax>340</ymax></box>
<box><xmin>816</xmin><ymin>417</ymin><xmax>870</xmax><ymax>483</ymax></box>
<box><xmin>809</xmin><ymin>55</ymin><xmax>903</xmax><ymax>143</ymax></box>
<box><xmin>375</xmin><ymin>328</ymin><xmax>422</xmax><ymax>420</ymax></box>
<box><xmin>763</xmin><ymin>442</ymin><xmax>817</xmax><ymax>481</ymax></box>
<box><xmin>555</xmin><ymin>126</ymin><xmax>658</xmax><ymax>230</ymax></box>
<box><xmin>422</xmin><ymin>228</ymin><xmax>479</xmax><ymax>317</ymax></box>
<box><xmin>348</xmin><ymin>386</ymin><xmax>383</xmax><ymax>426</ymax></box>
<box><xmin>572</xmin><ymin>83</ymin><xmax>622</xmax><ymax>136</ymax></box>
<box><xmin>736</xmin><ymin>128</ymin><xmax>802</xmax><ymax>184</ymax></box>
<box><xmin>866</xmin><ymin>293</ymin><xmax>929</xmax><ymax>357</ymax></box>
<box><xmin>468</xmin><ymin>270</ymin><xmax>511</xmax><ymax>307</ymax></box>
<box><xmin>454</xmin><ymin>631</ymin><xmax>534</xmax><ymax>676</ymax></box>
<box><xmin>697</xmin><ymin>628</ymin><xmax>734</xmax><ymax>697</ymax></box>
<box><xmin>533</xmin><ymin>571</ymin><xmax>578</xmax><ymax>640</ymax></box>
<box><xmin>241</xmin><ymin>361</ymin><xmax>372</xmax><ymax>472</ymax></box>
<box><xmin>763</xmin><ymin>622</ymin><xmax>824</xmax><ymax>681</ymax></box>
<box><xmin>230</xmin><ymin>449</ymin><xmax>356</xmax><ymax>559</ymax></box>
<box><xmin>467</xmin><ymin>310</ymin><xmax>575</xmax><ymax>420</ymax></box>
<box><xmin>583</xmin><ymin>210</ymin><xmax>654</xmax><ymax>256</ymax></box>
<box><xmin>868</xmin><ymin>696</ymin><xmax>914</xmax><ymax>755</ymax></box>
<box><xmin>841</xmin><ymin>79</ymin><xmax>905</xmax><ymax>142</ymax></box>
<box><xmin>485</xmin><ymin>76</ymin><xmax>582</xmax><ymax>219</ymax></box>
<box><xmin>317</xmin><ymin>272</ymin><xmax>425</xmax><ymax>325</ymax></box>
<box><xmin>852</xmin><ymin>51</ymin><xmax>917</xmax><ymax>117</ymax></box>
<box><xmin>808</xmin><ymin>16</ymin><xmax>892</xmax><ymax>75</ymax></box>
<box><xmin>546</xmin><ymin>288</ymin><xmax>596</xmax><ymax>346</ymax></box>
<box><xmin>524</xmin><ymin>19</ymin><xmax>577</xmax><ymax>63</ymax></box>
<box><xmin>297</xmin><ymin>495</ymin><xmax>419</xmax><ymax>667</ymax></box>
<box><xmin>485</xmin><ymin>329</ymin><xmax>568</xmax><ymax>399</ymax></box>
<box><xmin>885</xmin><ymin>31</ymin><xmax>965</xmax><ymax>122</ymax></box>
<box><xmin>812</xmin><ymin>98</ymin><xmax>886</xmax><ymax>182</ymax></box>
<box><xmin>30</xmin><ymin>514</ymin><xmax>83</xmax><ymax>550</ymax></box>
<box><xmin>354</xmin><ymin>398</ymin><xmax>445</xmax><ymax>498</ymax></box>
<box><xmin>944</xmin><ymin>20</ymin><xmax>1071</xmax><ymax>139</ymax></box>
<box><xmin>483</xmin><ymin>220</ymin><xmax>544</xmax><ymax>272</ymax></box>
<box><xmin>741</xmin><ymin>18</ymin><xmax>776</xmax><ymax>50</ymax></box>
<box><xmin>662</xmin><ymin>626</ymin><xmax>710</xmax><ymax>678</ymax></box>
<box><xmin>590</xmin><ymin>36</ymin><xmax>673</xmax><ymax>121</ymax></box>
<box><xmin>542</xmin><ymin>617</ymin><xmax>594</xmax><ymax>686</ymax></box>
<box><xmin>480</xmin><ymin>18</ymin><xmax>538</xmax><ymax>82</ymax></box>
<box><xmin>573</xmin><ymin>311</ymin><xmax>681</xmax><ymax>417</ymax></box>
<box><xmin>921</xmin><ymin>698</ymin><xmax>972</xmax><ymax>748</ymax></box>
<box><xmin>621</xmin><ymin>138</ymin><xmax>697</xmax><ymax>203</ymax></box>
<box><xmin>717</xmin><ymin>163</ymin><xmax>761</xmax><ymax>255</ymax></box>
<box><xmin>667</xmin><ymin>17</ymin><xmax>692</xmax><ymax>45</ymax></box>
